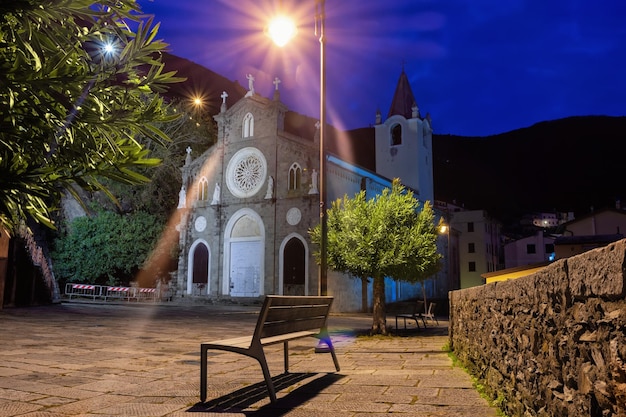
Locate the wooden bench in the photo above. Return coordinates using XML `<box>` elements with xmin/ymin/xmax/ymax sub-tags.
<box><xmin>395</xmin><ymin>300</ymin><xmax>426</xmax><ymax>333</ymax></box>
<box><xmin>200</xmin><ymin>295</ymin><xmax>340</xmax><ymax>403</ymax></box>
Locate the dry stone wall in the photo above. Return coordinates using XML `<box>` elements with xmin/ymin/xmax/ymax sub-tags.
<box><xmin>449</xmin><ymin>240</ymin><xmax>626</xmax><ymax>417</ymax></box>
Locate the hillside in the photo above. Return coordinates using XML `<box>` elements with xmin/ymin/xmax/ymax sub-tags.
<box><xmin>432</xmin><ymin>116</ymin><xmax>626</xmax><ymax>224</ymax></box>
<box><xmin>158</xmin><ymin>54</ymin><xmax>626</xmax><ymax>226</ymax></box>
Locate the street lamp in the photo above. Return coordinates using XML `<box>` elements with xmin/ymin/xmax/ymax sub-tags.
<box><xmin>268</xmin><ymin>0</ymin><xmax>328</xmax><ymax>296</ymax></box>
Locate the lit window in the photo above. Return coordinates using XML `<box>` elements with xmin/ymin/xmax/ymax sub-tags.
<box><xmin>198</xmin><ymin>177</ymin><xmax>209</xmax><ymax>201</ymax></box>
<box><xmin>243</xmin><ymin>112</ymin><xmax>254</xmax><ymax>138</ymax></box>
<box><xmin>288</xmin><ymin>163</ymin><xmax>302</xmax><ymax>190</ymax></box>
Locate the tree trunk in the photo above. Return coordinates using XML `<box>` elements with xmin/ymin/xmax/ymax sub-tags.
<box><xmin>371</xmin><ymin>274</ymin><xmax>387</xmax><ymax>334</ymax></box>
<box><xmin>361</xmin><ymin>276</ymin><xmax>368</xmax><ymax>313</ymax></box>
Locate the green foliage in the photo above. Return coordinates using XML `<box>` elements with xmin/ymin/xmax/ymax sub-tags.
<box><xmin>0</xmin><ymin>0</ymin><xmax>184</xmax><ymax>234</ymax></box>
<box><xmin>100</xmin><ymin>100</ymin><xmax>216</xmax><ymax>221</ymax></box>
<box><xmin>311</xmin><ymin>178</ymin><xmax>442</xmax><ymax>283</ymax></box>
<box><xmin>51</xmin><ymin>209</ymin><xmax>167</xmax><ymax>286</ymax></box>
<box><xmin>310</xmin><ymin>178</ymin><xmax>442</xmax><ymax>333</ymax></box>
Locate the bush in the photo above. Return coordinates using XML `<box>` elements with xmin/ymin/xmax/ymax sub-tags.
<box><xmin>51</xmin><ymin>210</ymin><xmax>168</xmax><ymax>286</ymax></box>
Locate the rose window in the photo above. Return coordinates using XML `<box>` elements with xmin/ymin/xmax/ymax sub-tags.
<box><xmin>226</xmin><ymin>147</ymin><xmax>267</xmax><ymax>198</ymax></box>
<box><xmin>234</xmin><ymin>156</ymin><xmax>263</xmax><ymax>192</ymax></box>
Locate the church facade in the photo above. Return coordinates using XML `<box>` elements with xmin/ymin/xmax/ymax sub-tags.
<box><xmin>173</xmin><ymin>71</ymin><xmax>440</xmax><ymax>312</ymax></box>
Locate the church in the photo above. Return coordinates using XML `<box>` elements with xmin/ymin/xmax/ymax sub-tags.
<box><xmin>172</xmin><ymin>68</ymin><xmax>442</xmax><ymax>312</ymax></box>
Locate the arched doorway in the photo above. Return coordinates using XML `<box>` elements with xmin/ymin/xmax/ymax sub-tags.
<box><xmin>188</xmin><ymin>240</ymin><xmax>209</xmax><ymax>295</ymax></box>
<box><xmin>223</xmin><ymin>209</ymin><xmax>265</xmax><ymax>297</ymax></box>
<box><xmin>279</xmin><ymin>233</ymin><xmax>308</xmax><ymax>296</ymax></box>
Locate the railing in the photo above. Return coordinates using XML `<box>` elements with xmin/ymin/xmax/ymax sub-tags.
<box><xmin>64</xmin><ymin>283</ymin><xmax>161</xmax><ymax>302</ymax></box>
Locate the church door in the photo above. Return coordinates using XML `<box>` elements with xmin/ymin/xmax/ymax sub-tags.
<box><xmin>191</xmin><ymin>242</ymin><xmax>209</xmax><ymax>295</ymax></box>
<box><xmin>229</xmin><ymin>241</ymin><xmax>261</xmax><ymax>297</ymax></box>
<box><xmin>283</xmin><ymin>238</ymin><xmax>305</xmax><ymax>295</ymax></box>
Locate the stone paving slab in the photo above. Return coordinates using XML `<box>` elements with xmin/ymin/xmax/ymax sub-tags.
<box><xmin>0</xmin><ymin>302</ymin><xmax>501</xmax><ymax>416</ymax></box>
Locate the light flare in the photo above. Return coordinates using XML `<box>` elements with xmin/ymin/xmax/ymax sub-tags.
<box><xmin>268</xmin><ymin>15</ymin><xmax>298</xmax><ymax>47</ymax></box>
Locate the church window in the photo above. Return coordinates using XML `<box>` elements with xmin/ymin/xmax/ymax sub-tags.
<box><xmin>225</xmin><ymin>147</ymin><xmax>267</xmax><ymax>198</ymax></box>
<box><xmin>288</xmin><ymin>163</ymin><xmax>302</xmax><ymax>190</ymax></box>
<box><xmin>391</xmin><ymin>123</ymin><xmax>402</xmax><ymax>146</ymax></box>
<box><xmin>198</xmin><ymin>176</ymin><xmax>209</xmax><ymax>201</ymax></box>
<box><xmin>243</xmin><ymin>112</ymin><xmax>254</xmax><ymax>138</ymax></box>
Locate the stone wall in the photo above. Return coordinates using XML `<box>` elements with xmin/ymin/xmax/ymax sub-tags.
<box><xmin>449</xmin><ymin>239</ymin><xmax>626</xmax><ymax>416</ymax></box>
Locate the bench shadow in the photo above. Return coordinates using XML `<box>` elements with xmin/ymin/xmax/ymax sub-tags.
<box><xmin>188</xmin><ymin>372</ymin><xmax>344</xmax><ymax>415</ymax></box>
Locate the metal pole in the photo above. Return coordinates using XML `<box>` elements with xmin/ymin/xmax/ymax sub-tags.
<box><xmin>316</xmin><ymin>0</ymin><xmax>327</xmax><ymax>296</ymax></box>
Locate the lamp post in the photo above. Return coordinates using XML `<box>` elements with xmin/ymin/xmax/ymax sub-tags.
<box><xmin>269</xmin><ymin>0</ymin><xmax>328</xmax><ymax>296</ymax></box>
<box><xmin>316</xmin><ymin>0</ymin><xmax>328</xmax><ymax>296</ymax></box>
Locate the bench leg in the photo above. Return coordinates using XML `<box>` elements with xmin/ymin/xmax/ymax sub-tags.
<box><xmin>327</xmin><ymin>339</ymin><xmax>340</xmax><ymax>372</ymax></box>
<box><xmin>256</xmin><ymin>354</ymin><xmax>277</xmax><ymax>403</ymax></box>
<box><xmin>200</xmin><ymin>345</ymin><xmax>208</xmax><ymax>402</ymax></box>
<box><xmin>318</xmin><ymin>331</ymin><xmax>340</xmax><ymax>372</ymax></box>
<box><xmin>283</xmin><ymin>341</ymin><xmax>289</xmax><ymax>372</ymax></box>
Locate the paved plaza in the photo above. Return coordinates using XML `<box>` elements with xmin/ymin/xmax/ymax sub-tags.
<box><xmin>0</xmin><ymin>302</ymin><xmax>500</xmax><ymax>416</ymax></box>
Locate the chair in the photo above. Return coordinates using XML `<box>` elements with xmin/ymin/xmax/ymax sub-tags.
<box><xmin>424</xmin><ymin>302</ymin><xmax>438</xmax><ymax>325</ymax></box>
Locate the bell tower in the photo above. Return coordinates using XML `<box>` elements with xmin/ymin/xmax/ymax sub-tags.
<box><xmin>374</xmin><ymin>70</ymin><xmax>434</xmax><ymax>203</ymax></box>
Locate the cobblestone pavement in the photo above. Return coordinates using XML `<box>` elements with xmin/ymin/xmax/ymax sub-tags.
<box><xmin>0</xmin><ymin>302</ymin><xmax>500</xmax><ymax>416</ymax></box>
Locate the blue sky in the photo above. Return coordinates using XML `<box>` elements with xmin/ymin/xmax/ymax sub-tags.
<box><xmin>139</xmin><ymin>0</ymin><xmax>626</xmax><ymax>136</ymax></box>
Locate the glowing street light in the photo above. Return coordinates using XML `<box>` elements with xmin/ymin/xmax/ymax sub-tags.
<box><xmin>103</xmin><ymin>42</ymin><xmax>116</xmax><ymax>55</ymax></box>
<box><xmin>267</xmin><ymin>16</ymin><xmax>297</xmax><ymax>47</ymax></box>
<box><xmin>268</xmin><ymin>0</ymin><xmax>328</xmax><ymax>296</ymax></box>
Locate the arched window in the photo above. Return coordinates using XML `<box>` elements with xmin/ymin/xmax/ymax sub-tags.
<box><xmin>391</xmin><ymin>123</ymin><xmax>402</xmax><ymax>146</ymax></box>
<box><xmin>288</xmin><ymin>163</ymin><xmax>302</xmax><ymax>190</ymax></box>
<box><xmin>243</xmin><ymin>112</ymin><xmax>254</xmax><ymax>138</ymax></box>
<box><xmin>198</xmin><ymin>177</ymin><xmax>209</xmax><ymax>201</ymax></box>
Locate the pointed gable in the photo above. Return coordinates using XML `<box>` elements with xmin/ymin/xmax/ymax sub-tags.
<box><xmin>387</xmin><ymin>70</ymin><xmax>417</xmax><ymax>119</ymax></box>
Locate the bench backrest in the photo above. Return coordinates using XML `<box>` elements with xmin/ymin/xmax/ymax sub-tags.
<box><xmin>253</xmin><ymin>295</ymin><xmax>334</xmax><ymax>340</ymax></box>
<box><xmin>415</xmin><ymin>300</ymin><xmax>425</xmax><ymax>314</ymax></box>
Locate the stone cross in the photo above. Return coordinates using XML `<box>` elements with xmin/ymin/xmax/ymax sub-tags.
<box><xmin>273</xmin><ymin>77</ymin><xmax>281</xmax><ymax>91</ymax></box>
<box><xmin>221</xmin><ymin>91</ymin><xmax>228</xmax><ymax>104</ymax></box>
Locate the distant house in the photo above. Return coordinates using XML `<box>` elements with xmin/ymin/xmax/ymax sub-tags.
<box><xmin>555</xmin><ymin>208</ymin><xmax>626</xmax><ymax>259</ymax></box>
<box><xmin>449</xmin><ymin>210</ymin><xmax>503</xmax><ymax>288</ymax></box>
<box><xmin>554</xmin><ymin>234</ymin><xmax>624</xmax><ymax>259</ymax></box>
<box><xmin>504</xmin><ymin>231</ymin><xmax>556</xmax><ymax>268</ymax></box>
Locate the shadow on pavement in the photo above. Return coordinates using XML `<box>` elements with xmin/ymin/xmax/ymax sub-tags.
<box><xmin>188</xmin><ymin>372</ymin><xmax>344</xmax><ymax>415</ymax></box>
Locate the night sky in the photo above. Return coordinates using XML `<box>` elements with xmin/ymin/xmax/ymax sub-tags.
<box><xmin>138</xmin><ymin>0</ymin><xmax>626</xmax><ymax>137</ymax></box>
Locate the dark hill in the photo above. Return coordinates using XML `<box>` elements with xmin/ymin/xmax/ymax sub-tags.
<box><xmin>159</xmin><ymin>54</ymin><xmax>626</xmax><ymax>225</ymax></box>
<box><xmin>433</xmin><ymin>116</ymin><xmax>626</xmax><ymax>224</ymax></box>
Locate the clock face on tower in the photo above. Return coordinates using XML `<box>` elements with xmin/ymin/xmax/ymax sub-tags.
<box><xmin>225</xmin><ymin>147</ymin><xmax>267</xmax><ymax>198</ymax></box>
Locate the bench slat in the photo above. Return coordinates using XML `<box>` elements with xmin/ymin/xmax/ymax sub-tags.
<box><xmin>260</xmin><ymin>330</ymin><xmax>318</xmax><ymax>346</ymax></box>
<box><xmin>265</xmin><ymin>304</ymin><xmax>330</xmax><ymax>322</ymax></box>
<box><xmin>264</xmin><ymin>295</ymin><xmax>333</xmax><ymax>307</ymax></box>
<box><xmin>261</xmin><ymin>316</ymin><xmax>328</xmax><ymax>338</ymax></box>
<box><xmin>202</xmin><ymin>336</ymin><xmax>252</xmax><ymax>349</ymax></box>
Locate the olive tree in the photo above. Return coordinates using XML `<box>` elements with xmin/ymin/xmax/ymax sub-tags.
<box><xmin>310</xmin><ymin>178</ymin><xmax>442</xmax><ymax>334</ymax></box>
<box><xmin>0</xmin><ymin>0</ymin><xmax>182</xmax><ymax>234</ymax></box>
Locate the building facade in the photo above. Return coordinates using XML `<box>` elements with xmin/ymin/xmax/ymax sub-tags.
<box><xmin>449</xmin><ymin>210</ymin><xmax>502</xmax><ymax>289</ymax></box>
<box><xmin>172</xmin><ymin>71</ymin><xmax>443</xmax><ymax>312</ymax></box>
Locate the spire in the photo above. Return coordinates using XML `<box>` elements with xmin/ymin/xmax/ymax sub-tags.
<box><xmin>387</xmin><ymin>69</ymin><xmax>417</xmax><ymax>120</ymax></box>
